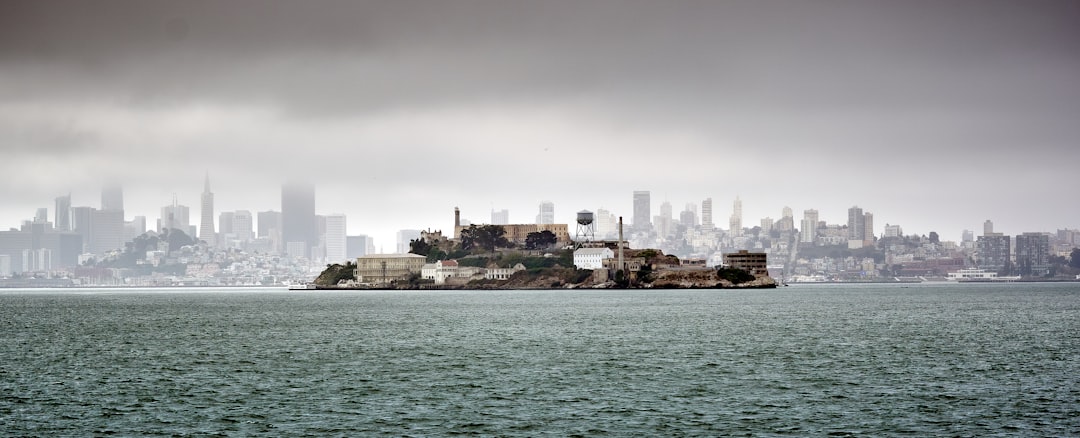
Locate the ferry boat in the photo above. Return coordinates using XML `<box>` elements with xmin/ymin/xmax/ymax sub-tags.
<box><xmin>946</xmin><ymin>268</ymin><xmax>1020</xmax><ymax>282</ymax></box>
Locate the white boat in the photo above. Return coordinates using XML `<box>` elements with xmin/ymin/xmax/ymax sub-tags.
<box><xmin>947</xmin><ymin>268</ymin><xmax>1020</xmax><ymax>282</ymax></box>
<box><xmin>287</xmin><ymin>282</ymin><xmax>317</xmax><ymax>290</ymax></box>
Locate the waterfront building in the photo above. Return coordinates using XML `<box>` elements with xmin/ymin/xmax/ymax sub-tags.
<box><xmin>536</xmin><ymin>201</ymin><xmax>555</xmax><ymax>225</ymax></box>
<box><xmin>355</xmin><ymin>253</ymin><xmax>426</xmax><ymax>284</ymax></box>
<box><xmin>282</xmin><ymin>182</ymin><xmax>316</xmax><ymax>258</ymax></box>
<box><xmin>199</xmin><ymin>174</ymin><xmax>216</xmax><ymax>246</ymax></box>
<box><xmin>723</xmin><ymin>250</ymin><xmax>769</xmax><ymax>276</ymax></box>
<box><xmin>1014</xmin><ymin>232</ymin><xmax>1050</xmax><ymax>277</ymax></box>
<box><xmin>976</xmin><ymin>233</ymin><xmax>1011</xmax><ymax>273</ymax></box>
<box><xmin>632</xmin><ymin>191</ymin><xmax>651</xmax><ymax>233</ymax></box>
<box><xmin>574</xmin><ymin>247</ymin><xmax>614</xmax><ymax>270</ymax></box>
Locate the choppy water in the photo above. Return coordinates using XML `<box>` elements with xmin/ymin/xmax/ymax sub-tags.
<box><xmin>2</xmin><ymin>283</ymin><xmax>1078</xmax><ymax>436</ymax></box>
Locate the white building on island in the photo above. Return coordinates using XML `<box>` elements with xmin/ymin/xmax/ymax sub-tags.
<box><xmin>574</xmin><ymin>247</ymin><xmax>614</xmax><ymax>270</ymax></box>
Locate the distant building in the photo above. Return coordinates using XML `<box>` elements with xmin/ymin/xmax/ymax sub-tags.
<box><xmin>347</xmin><ymin>235</ymin><xmax>375</xmax><ymax>259</ymax></box>
<box><xmin>323</xmin><ymin>214</ymin><xmax>347</xmax><ymax>264</ymax></box>
<box><xmin>976</xmin><ymin>233</ymin><xmax>1011</xmax><ymax>273</ymax></box>
<box><xmin>1014</xmin><ymin>232</ymin><xmax>1050</xmax><ymax>277</ymax></box>
<box><xmin>847</xmin><ymin>206</ymin><xmax>865</xmax><ymax>242</ymax></box>
<box><xmin>574</xmin><ymin>247</ymin><xmax>614</xmax><ymax>270</ymax></box>
<box><xmin>884</xmin><ymin>224</ymin><xmax>903</xmax><ymax>238</ymax></box>
<box><xmin>632</xmin><ymin>191</ymin><xmax>651</xmax><ymax>233</ymax></box>
<box><xmin>55</xmin><ymin>195</ymin><xmax>71</xmax><ymax>232</ymax></box>
<box><xmin>491</xmin><ymin>209</ymin><xmax>509</xmax><ymax>225</ymax></box>
<box><xmin>723</xmin><ymin>250</ymin><xmax>768</xmax><ymax>276</ymax></box>
<box><xmin>536</xmin><ymin>201</ymin><xmax>554</xmax><ymax>225</ymax></box>
<box><xmin>160</xmin><ymin>200</ymin><xmax>190</xmax><ymax>233</ymax></box>
<box><xmin>396</xmin><ymin>229</ymin><xmax>422</xmax><ymax>253</ymax></box>
<box><xmin>800</xmin><ymin>209</ymin><xmax>819</xmax><ymax>244</ymax></box>
<box><xmin>983</xmin><ymin>220</ymin><xmax>994</xmax><ymax>236</ymax></box>
<box><xmin>199</xmin><ymin>174</ymin><xmax>215</xmax><ymax>246</ymax></box>
<box><xmin>701</xmin><ymin>198</ymin><xmax>713</xmax><ymax>229</ymax></box>
<box><xmin>282</xmin><ymin>182</ymin><xmax>316</xmax><ymax>258</ymax></box>
<box><xmin>101</xmin><ymin>184</ymin><xmax>123</xmax><ymax>212</ymax></box>
<box><xmin>729</xmin><ymin>196</ymin><xmax>743</xmax><ymax>237</ymax></box>
<box><xmin>355</xmin><ymin>253</ymin><xmax>426</xmax><ymax>284</ymax></box>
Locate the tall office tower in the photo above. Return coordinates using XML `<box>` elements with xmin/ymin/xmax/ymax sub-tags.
<box><xmin>347</xmin><ymin>235</ymin><xmax>376</xmax><ymax>258</ymax></box>
<box><xmin>760</xmin><ymin>217</ymin><xmax>774</xmax><ymax>234</ymax></box>
<box><xmin>800</xmin><ymin>209</ymin><xmax>819</xmax><ymax>244</ymax></box>
<box><xmin>863</xmin><ymin>212</ymin><xmax>874</xmax><ymax>243</ymax></box>
<box><xmin>847</xmin><ymin>206</ymin><xmax>865</xmax><ymax>241</ymax></box>
<box><xmin>89</xmin><ymin>208</ymin><xmax>124</xmax><ymax>255</ymax></box>
<box><xmin>536</xmin><ymin>201</ymin><xmax>555</xmax><ymax>225</ymax></box>
<box><xmin>54</xmin><ymin>195</ymin><xmax>71</xmax><ymax>231</ymax></box>
<box><xmin>976</xmin><ymin>233</ymin><xmax>1010</xmax><ymax>273</ymax></box>
<box><xmin>885</xmin><ymin>224</ymin><xmax>903</xmax><ymax>238</ymax></box>
<box><xmin>34</xmin><ymin>208</ymin><xmax>49</xmax><ymax>224</ymax></box>
<box><xmin>124</xmin><ymin>216</ymin><xmax>146</xmax><ymax>242</ymax></box>
<box><xmin>656</xmin><ymin>201</ymin><xmax>674</xmax><ymax>238</ymax></box>
<box><xmin>218</xmin><ymin>211</ymin><xmax>235</xmax><ymax>241</ymax></box>
<box><xmin>776</xmin><ymin>206</ymin><xmax>794</xmax><ymax>232</ymax></box>
<box><xmin>983</xmin><ymin>220</ymin><xmax>994</xmax><ymax>236</ymax></box>
<box><xmin>282</xmin><ymin>182</ymin><xmax>316</xmax><ymax>257</ymax></box>
<box><xmin>101</xmin><ymin>184</ymin><xmax>123</xmax><ymax>211</ymax></box>
<box><xmin>729</xmin><ymin>196</ymin><xmax>743</xmax><ymax>236</ymax></box>
<box><xmin>198</xmin><ymin>174</ymin><xmax>216</xmax><ymax>246</ymax></box>
<box><xmin>323</xmin><ymin>214</ymin><xmax>347</xmax><ymax>264</ymax></box>
<box><xmin>595</xmin><ymin>208</ymin><xmax>618</xmax><ymax>239</ymax></box>
<box><xmin>491</xmin><ymin>209</ymin><xmax>509</xmax><ymax>225</ymax></box>
<box><xmin>701</xmin><ymin>198</ymin><xmax>714</xmax><ymax>228</ymax></box>
<box><xmin>632</xmin><ymin>191</ymin><xmax>651</xmax><ymax>233</ymax></box>
<box><xmin>257</xmin><ymin>210</ymin><xmax>281</xmax><ymax>238</ymax></box>
<box><xmin>70</xmin><ymin>206</ymin><xmax>95</xmax><ymax>253</ymax></box>
<box><xmin>681</xmin><ymin>203</ymin><xmax>698</xmax><ymax>228</ymax></box>
<box><xmin>233</xmin><ymin>211</ymin><xmax>253</xmax><ymax>242</ymax></box>
<box><xmin>1014</xmin><ymin>232</ymin><xmax>1050</xmax><ymax>277</ymax></box>
<box><xmin>396</xmin><ymin>229</ymin><xmax>421</xmax><ymax>253</ymax></box>
<box><xmin>159</xmin><ymin>199</ymin><xmax>191</xmax><ymax>232</ymax></box>
<box><xmin>962</xmin><ymin>229</ymin><xmax>974</xmax><ymax>243</ymax></box>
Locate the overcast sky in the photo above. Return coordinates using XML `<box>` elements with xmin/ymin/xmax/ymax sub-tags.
<box><xmin>2</xmin><ymin>0</ymin><xmax>1078</xmax><ymax>248</ymax></box>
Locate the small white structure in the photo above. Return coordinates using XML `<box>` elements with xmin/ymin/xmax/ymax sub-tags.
<box><xmin>486</xmin><ymin>263</ymin><xmax>526</xmax><ymax>280</ymax></box>
<box><xmin>574</xmin><ymin>247</ymin><xmax>614</xmax><ymax>270</ymax></box>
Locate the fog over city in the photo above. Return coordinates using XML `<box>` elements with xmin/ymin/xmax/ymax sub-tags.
<box><xmin>2</xmin><ymin>0</ymin><xmax>1078</xmax><ymax>248</ymax></box>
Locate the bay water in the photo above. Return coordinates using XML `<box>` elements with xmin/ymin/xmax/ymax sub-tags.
<box><xmin>2</xmin><ymin>283</ymin><xmax>1078</xmax><ymax>436</ymax></box>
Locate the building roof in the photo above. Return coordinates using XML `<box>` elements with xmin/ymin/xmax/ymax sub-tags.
<box><xmin>358</xmin><ymin>253</ymin><xmax>426</xmax><ymax>259</ymax></box>
<box><xmin>574</xmin><ymin>248</ymin><xmax>613</xmax><ymax>256</ymax></box>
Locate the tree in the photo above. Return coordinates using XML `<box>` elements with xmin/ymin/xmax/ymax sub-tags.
<box><xmin>458</xmin><ymin>225</ymin><xmax>511</xmax><ymax>253</ymax></box>
<box><xmin>409</xmin><ymin>238</ymin><xmax>432</xmax><ymax>257</ymax></box>
<box><xmin>525</xmin><ymin>230</ymin><xmax>558</xmax><ymax>250</ymax></box>
<box><xmin>1070</xmin><ymin>248</ymin><xmax>1080</xmax><ymax>269</ymax></box>
<box><xmin>929</xmin><ymin>231</ymin><xmax>939</xmax><ymax>244</ymax></box>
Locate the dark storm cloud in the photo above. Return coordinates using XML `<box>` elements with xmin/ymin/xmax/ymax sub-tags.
<box><xmin>1</xmin><ymin>0</ymin><xmax>1078</xmax><ymax>242</ymax></box>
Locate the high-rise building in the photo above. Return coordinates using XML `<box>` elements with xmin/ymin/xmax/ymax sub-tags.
<box><xmin>218</xmin><ymin>211</ymin><xmax>235</xmax><ymax>241</ymax></box>
<box><xmin>124</xmin><ymin>216</ymin><xmax>146</xmax><ymax>242</ymax></box>
<box><xmin>1014</xmin><ymin>232</ymin><xmax>1050</xmax><ymax>277</ymax></box>
<box><xmin>847</xmin><ymin>206</ymin><xmax>865</xmax><ymax>241</ymax></box>
<box><xmin>54</xmin><ymin>195</ymin><xmax>71</xmax><ymax>232</ymax></box>
<box><xmin>885</xmin><ymin>224</ymin><xmax>903</xmax><ymax>238</ymax></box>
<box><xmin>282</xmin><ymin>182</ymin><xmax>316</xmax><ymax>257</ymax></box>
<box><xmin>682</xmin><ymin>203</ymin><xmax>699</xmax><ymax>228</ymax></box>
<box><xmin>632</xmin><ymin>191</ymin><xmax>651</xmax><ymax>233</ymax></box>
<box><xmin>347</xmin><ymin>235</ymin><xmax>376</xmax><ymax>258</ymax></box>
<box><xmin>760</xmin><ymin>217</ymin><xmax>774</xmax><ymax>234</ymax></box>
<box><xmin>199</xmin><ymin>174</ymin><xmax>215</xmax><ymax>246</ymax></box>
<box><xmin>976</xmin><ymin>233</ymin><xmax>1010</xmax><ymax>273</ymax></box>
<box><xmin>536</xmin><ymin>201</ymin><xmax>555</xmax><ymax>225</ymax></box>
<box><xmin>800</xmin><ymin>209</ymin><xmax>819</xmax><ymax>244</ymax></box>
<box><xmin>656</xmin><ymin>201</ymin><xmax>673</xmax><ymax>238</ymax></box>
<box><xmin>159</xmin><ymin>199</ymin><xmax>190</xmax><ymax>232</ymax></box>
<box><xmin>595</xmin><ymin>208</ymin><xmax>618</xmax><ymax>239</ymax></box>
<box><xmin>257</xmin><ymin>210</ymin><xmax>282</xmax><ymax>253</ymax></box>
<box><xmin>89</xmin><ymin>209</ymin><xmax>124</xmax><ymax>255</ymax></box>
<box><xmin>396</xmin><ymin>229</ymin><xmax>422</xmax><ymax>253</ymax></box>
<box><xmin>863</xmin><ymin>212</ymin><xmax>874</xmax><ymax>244</ymax></box>
<box><xmin>233</xmin><ymin>210</ymin><xmax>253</xmax><ymax>243</ymax></box>
<box><xmin>983</xmin><ymin>220</ymin><xmax>994</xmax><ymax>236</ymax></box>
<box><xmin>962</xmin><ymin>229</ymin><xmax>974</xmax><ymax>243</ymax></box>
<box><xmin>776</xmin><ymin>206</ymin><xmax>794</xmax><ymax>233</ymax></box>
<box><xmin>101</xmin><ymin>184</ymin><xmax>123</xmax><ymax>212</ymax></box>
<box><xmin>729</xmin><ymin>196</ymin><xmax>743</xmax><ymax>237</ymax></box>
<box><xmin>491</xmin><ymin>209</ymin><xmax>509</xmax><ymax>225</ymax></box>
<box><xmin>701</xmin><ymin>198</ymin><xmax>713</xmax><ymax>229</ymax></box>
<box><xmin>323</xmin><ymin>214</ymin><xmax>347</xmax><ymax>264</ymax></box>
<box><xmin>71</xmin><ymin>206</ymin><xmax>94</xmax><ymax>253</ymax></box>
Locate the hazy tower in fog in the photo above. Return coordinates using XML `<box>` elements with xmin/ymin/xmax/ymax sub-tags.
<box><xmin>536</xmin><ymin>201</ymin><xmax>554</xmax><ymax>225</ymax></box>
<box><xmin>101</xmin><ymin>184</ymin><xmax>123</xmax><ymax>212</ymax></box>
<box><xmin>983</xmin><ymin>220</ymin><xmax>994</xmax><ymax>236</ymax></box>
<box><xmin>701</xmin><ymin>198</ymin><xmax>713</xmax><ymax>229</ymax></box>
<box><xmin>54</xmin><ymin>194</ymin><xmax>71</xmax><ymax>232</ymax></box>
<box><xmin>632</xmin><ymin>191</ymin><xmax>651</xmax><ymax>233</ymax></box>
<box><xmin>198</xmin><ymin>174</ymin><xmax>216</xmax><ymax>246</ymax></box>
<box><xmin>729</xmin><ymin>196</ymin><xmax>743</xmax><ymax>236</ymax></box>
<box><xmin>281</xmin><ymin>182</ymin><xmax>316</xmax><ymax>257</ymax></box>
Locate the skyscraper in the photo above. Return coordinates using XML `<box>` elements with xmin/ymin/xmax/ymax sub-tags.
<box><xmin>800</xmin><ymin>209</ymin><xmax>819</xmax><ymax>244</ymax></box>
<box><xmin>396</xmin><ymin>229</ymin><xmax>422</xmax><ymax>253</ymax></box>
<box><xmin>199</xmin><ymin>174</ymin><xmax>215</xmax><ymax>246</ymax></box>
<box><xmin>983</xmin><ymin>220</ymin><xmax>994</xmax><ymax>236</ymax></box>
<box><xmin>701</xmin><ymin>198</ymin><xmax>713</xmax><ymax>229</ymax></box>
<box><xmin>282</xmin><ymin>182</ymin><xmax>316</xmax><ymax>258</ymax></box>
<box><xmin>1014</xmin><ymin>232</ymin><xmax>1050</xmax><ymax>277</ymax></box>
<box><xmin>847</xmin><ymin>206</ymin><xmax>865</xmax><ymax>241</ymax></box>
<box><xmin>491</xmin><ymin>209</ymin><xmax>509</xmax><ymax>225</ymax></box>
<box><xmin>863</xmin><ymin>212</ymin><xmax>874</xmax><ymax>244</ymax></box>
<box><xmin>101</xmin><ymin>184</ymin><xmax>123</xmax><ymax>212</ymax></box>
<box><xmin>536</xmin><ymin>201</ymin><xmax>554</xmax><ymax>225</ymax></box>
<box><xmin>729</xmin><ymin>196</ymin><xmax>743</xmax><ymax>236</ymax></box>
<box><xmin>976</xmin><ymin>233</ymin><xmax>1010</xmax><ymax>273</ymax></box>
<box><xmin>323</xmin><ymin>214</ymin><xmax>347</xmax><ymax>264</ymax></box>
<box><xmin>54</xmin><ymin>194</ymin><xmax>71</xmax><ymax>232</ymax></box>
<box><xmin>233</xmin><ymin>210</ymin><xmax>253</xmax><ymax>243</ymax></box>
<box><xmin>159</xmin><ymin>198</ymin><xmax>190</xmax><ymax>233</ymax></box>
<box><xmin>632</xmin><ymin>191</ymin><xmax>651</xmax><ymax>233</ymax></box>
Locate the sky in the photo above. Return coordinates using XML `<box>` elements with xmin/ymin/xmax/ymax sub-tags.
<box><xmin>2</xmin><ymin>0</ymin><xmax>1078</xmax><ymax>249</ymax></box>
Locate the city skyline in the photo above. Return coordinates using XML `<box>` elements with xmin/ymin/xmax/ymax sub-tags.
<box><xmin>1</xmin><ymin>1</ymin><xmax>1078</xmax><ymax>249</ymax></box>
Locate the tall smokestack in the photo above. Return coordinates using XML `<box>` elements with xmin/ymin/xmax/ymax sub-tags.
<box><xmin>618</xmin><ymin>216</ymin><xmax>624</xmax><ymax>273</ymax></box>
<box><xmin>454</xmin><ymin>207</ymin><xmax>460</xmax><ymax>238</ymax></box>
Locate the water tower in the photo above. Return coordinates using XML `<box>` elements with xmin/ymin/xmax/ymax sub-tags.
<box><xmin>575</xmin><ymin>210</ymin><xmax>595</xmax><ymax>245</ymax></box>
